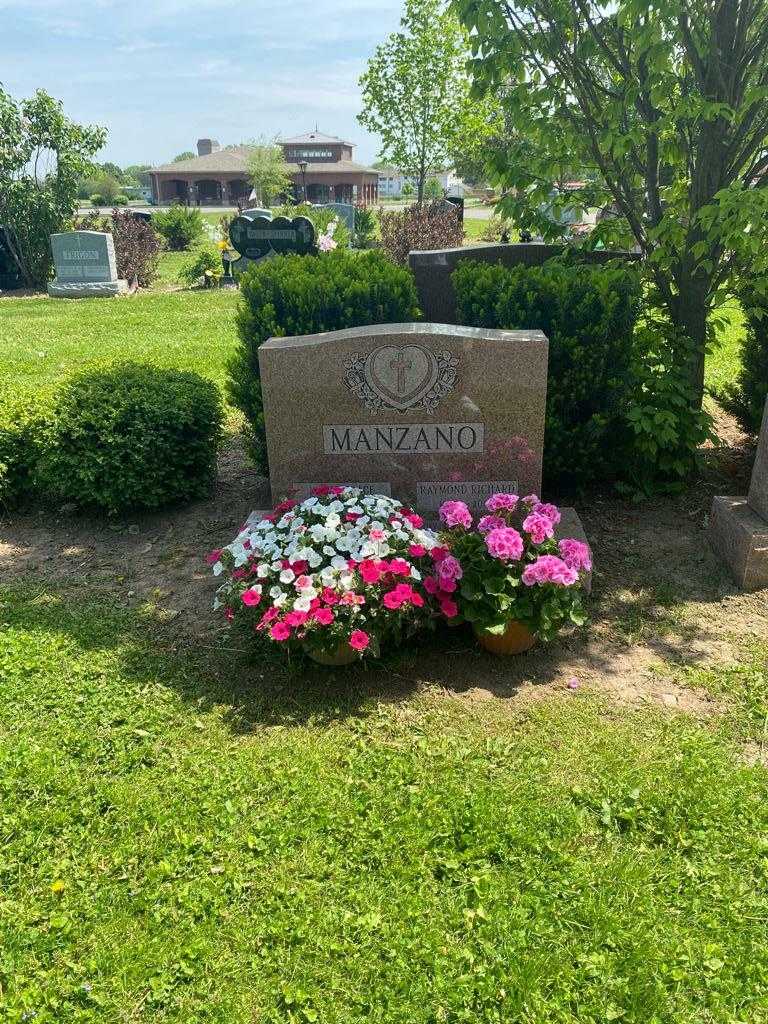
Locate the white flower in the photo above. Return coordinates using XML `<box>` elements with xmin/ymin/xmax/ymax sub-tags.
<box><xmin>339</xmin><ymin>573</ymin><xmax>354</xmax><ymax>590</ymax></box>
<box><xmin>256</xmin><ymin>563</ymin><xmax>270</xmax><ymax>579</ymax></box>
<box><xmin>279</xmin><ymin>569</ymin><xmax>295</xmax><ymax>584</ymax></box>
<box><xmin>325</xmin><ymin>512</ymin><xmax>341</xmax><ymax>528</ymax></box>
<box><xmin>269</xmin><ymin>585</ymin><xmax>285</xmax><ymax>600</ymax></box>
<box><xmin>307</xmin><ymin>549</ymin><xmax>323</xmax><ymax>568</ymax></box>
<box><xmin>273</xmin><ymin>592</ymin><xmax>287</xmax><ymax>607</ymax></box>
<box><xmin>303</xmin><ymin>497</ymin><xmax>318</xmax><ymax>508</ymax></box>
<box><xmin>294</xmin><ymin>596</ymin><xmax>312</xmax><ymax>612</ymax></box>
<box><xmin>212</xmin><ymin>561</ymin><xmax>224</xmax><ymax>576</ymax></box>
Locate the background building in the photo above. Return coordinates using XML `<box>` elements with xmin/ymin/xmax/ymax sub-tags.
<box><xmin>149</xmin><ymin>132</ymin><xmax>379</xmax><ymax>206</ymax></box>
<box><xmin>376</xmin><ymin>168</ymin><xmax>465</xmax><ymax>198</ymax></box>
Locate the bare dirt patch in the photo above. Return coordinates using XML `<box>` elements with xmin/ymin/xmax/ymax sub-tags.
<box><xmin>1</xmin><ymin>417</ymin><xmax>765</xmax><ymax>716</ymax></box>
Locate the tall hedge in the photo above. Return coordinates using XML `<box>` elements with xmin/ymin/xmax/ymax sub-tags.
<box><xmin>453</xmin><ymin>257</ymin><xmax>642</xmax><ymax>490</ymax></box>
<box><xmin>228</xmin><ymin>249</ymin><xmax>421</xmax><ymax>471</ymax></box>
<box><xmin>728</xmin><ymin>287</ymin><xmax>768</xmax><ymax>434</ymax></box>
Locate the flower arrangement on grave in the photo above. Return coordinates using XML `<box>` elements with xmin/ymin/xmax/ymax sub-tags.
<box><xmin>210</xmin><ymin>486</ymin><xmax>444</xmax><ymax>664</ymax></box>
<box><xmin>317</xmin><ymin>217</ymin><xmax>339</xmax><ymax>253</ymax></box>
<box><xmin>434</xmin><ymin>492</ymin><xmax>591</xmax><ymax>654</ymax></box>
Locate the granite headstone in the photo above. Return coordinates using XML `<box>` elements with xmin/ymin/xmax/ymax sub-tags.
<box><xmin>322</xmin><ymin>202</ymin><xmax>355</xmax><ymax>235</ymax></box>
<box><xmin>48</xmin><ymin>230</ymin><xmax>128</xmax><ymax>298</ymax></box>
<box><xmin>258</xmin><ymin>322</ymin><xmax>548</xmax><ymax>513</ymax></box>
<box><xmin>229</xmin><ymin>214</ymin><xmax>315</xmax><ymax>274</ymax></box>
<box><xmin>708</xmin><ymin>395</ymin><xmax>768</xmax><ymax>591</ymax></box>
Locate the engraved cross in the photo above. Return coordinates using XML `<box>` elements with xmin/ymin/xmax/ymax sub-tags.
<box><xmin>390</xmin><ymin>350</ymin><xmax>413</xmax><ymax>395</ymax></box>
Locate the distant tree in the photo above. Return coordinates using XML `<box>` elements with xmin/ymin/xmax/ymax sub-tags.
<box><xmin>247</xmin><ymin>137</ymin><xmax>292</xmax><ymax>207</ymax></box>
<box><xmin>400</xmin><ymin>181</ymin><xmax>416</xmax><ymax>200</ymax></box>
<box><xmin>123</xmin><ymin>164</ymin><xmax>152</xmax><ymax>188</ymax></box>
<box><xmin>172</xmin><ymin>151</ymin><xmax>195</xmax><ymax>163</ymax></box>
<box><xmin>0</xmin><ymin>87</ymin><xmax>106</xmax><ymax>286</ymax></box>
<box><xmin>99</xmin><ymin>161</ymin><xmax>124</xmax><ymax>181</ymax></box>
<box><xmin>424</xmin><ymin>177</ymin><xmax>444</xmax><ymax>200</ymax></box>
<box><xmin>358</xmin><ymin>0</ymin><xmax>470</xmax><ymax>204</ymax></box>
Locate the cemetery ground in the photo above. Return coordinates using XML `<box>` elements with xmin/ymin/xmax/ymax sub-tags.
<box><xmin>1</xmin><ymin>275</ymin><xmax>767</xmax><ymax>1020</ymax></box>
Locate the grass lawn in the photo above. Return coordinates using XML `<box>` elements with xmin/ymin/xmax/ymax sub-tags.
<box><xmin>0</xmin><ymin>578</ymin><xmax>766</xmax><ymax>1022</ymax></box>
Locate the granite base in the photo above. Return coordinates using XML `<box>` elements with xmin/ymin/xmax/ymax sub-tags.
<box><xmin>48</xmin><ymin>279</ymin><xmax>129</xmax><ymax>298</ymax></box>
<box><xmin>708</xmin><ymin>495</ymin><xmax>768</xmax><ymax>591</ymax></box>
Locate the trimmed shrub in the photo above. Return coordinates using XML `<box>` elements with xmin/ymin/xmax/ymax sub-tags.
<box><xmin>89</xmin><ymin>193</ymin><xmax>105</xmax><ymax>206</ymax></box>
<box><xmin>453</xmin><ymin>257</ymin><xmax>642</xmax><ymax>491</ymax></box>
<box><xmin>378</xmin><ymin>202</ymin><xmax>463</xmax><ymax>265</ymax></box>
<box><xmin>0</xmin><ymin>392</ymin><xmax>49</xmax><ymax>509</ymax></box>
<box><xmin>228</xmin><ymin>249</ymin><xmax>421</xmax><ymax>471</ymax></box>
<box><xmin>39</xmin><ymin>364</ymin><xmax>223</xmax><ymax>514</ymax></box>
<box><xmin>152</xmin><ymin>205</ymin><xmax>204</xmax><ymax>250</ymax></box>
<box><xmin>76</xmin><ymin>209</ymin><xmax>161</xmax><ymax>287</ymax></box>
<box><xmin>726</xmin><ymin>288</ymin><xmax>768</xmax><ymax>433</ymax></box>
<box><xmin>113</xmin><ymin>194</ymin><xmax>129</xmax><ymax>206</ymax></box>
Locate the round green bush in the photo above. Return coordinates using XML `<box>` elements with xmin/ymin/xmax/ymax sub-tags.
<box><xmin>0</xmin><ymin>391</ymin><xmax>50</xmax><ymax>510</ymax></box>
<box><xmin>40</xmin><ymin>364</ymin><xmax>224</xmax><ymax>514</ymax></box>
<box><xmin>113</xmin><ymin>194</ymin><xmax>129</xmax><ymax>206</ymax></box>
<box><xmin>228</xmin><ymin>249</ymin><xmax>420</xmax><ymax>471</ymax></box>
<box><xmin>89</xmin><ymin>193</ymin><xmax>105</xmax><ymax>206</ymax></box>
<box><xmin>152</xmin><ymin>205</ymin><xmax>204</xmax><ymax>251</ymax></box>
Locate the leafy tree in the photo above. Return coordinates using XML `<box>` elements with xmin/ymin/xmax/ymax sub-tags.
<box><xmin>172</xmin><ymin>151</ymin><xmax>196</xmax><ymax>163</ymax></box>
<box><xmin>401</xmin><ymin>181</ymin><xmax>416</xmax><ymax>200</ymax></box>
<box><xmin>358</xmin><ymin>0</ymin><xmax>470</xmax><ymax>204</ymax></box>
<box><xmin>99</xmin><ymin>161</ymin><xmax>124</xmax><ymax>182</ymax></box>
<box><xmin>424</xmin><ymin>177</ymin><xmax>444</xmax><ymax>199</ymax></box>
<box><xmin>0</xmin><ymin>87</ymin><xmax>106</xmax><ymax>286</ymax></box>
<box><xmin>453</xmin><ymin>0</ymin><xmax>768</xmax><ymax>408</ymax></box>
<box><xmin>247</xmin><ymin>137</ymin><xmax>292</xmax><ymax>207</ymax></box>
<box><xmin>123</xmin><ymin>164</ymin><xmax>152</xmax><ymax>188</ymax></box>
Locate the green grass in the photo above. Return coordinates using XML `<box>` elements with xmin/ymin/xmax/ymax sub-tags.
<box><xmin>707</xmin><ymin>302</ymin><xmax>745</xmax><ymax>399</ymax></box>
<box><xmin>0</xmin><ymin>584</ymin><xmax>766</xmax><ymax>1022</ymax></box>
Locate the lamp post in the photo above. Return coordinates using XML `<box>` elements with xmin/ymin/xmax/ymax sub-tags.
<box><xmin>298</xmin><ymin>160</ymin><xmax>308</xmax><ymax>204</ymax></box>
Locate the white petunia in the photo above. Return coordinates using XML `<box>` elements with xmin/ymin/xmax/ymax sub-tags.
<box><xmin>212</xmin><ymin>561</ymin><xmax>224</xmax><ymax>576</ymax></box>
<box><xmin>279</xmin><ymin>569</ymin><xmax>295</xmax><ymax>584</ymax></box>
<box><xmin>293</xmin><ymin>596</ymin><xmax>312</xmax><ymax>612</ymax></box>
<box><xmin>307</xmin><ymin>549</ymin><xmax>323</xmax><ymax>568</ymax></box>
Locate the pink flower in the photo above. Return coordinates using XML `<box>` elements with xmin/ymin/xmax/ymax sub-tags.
<box><xmin>409</xmin><ymin>543</ymin><xmax>426</xmax><ymax>557</ymax></box>
<box><xmin>360</xmin><ymin>559</ymin><xmax>384</xmax><ymax>585</ymax></box>
<box><xmin>522</xmin><ymin>493</ymin><xmax>540</xmax><ymax>508</ymax></box>
<box><xmin>437</xmin><ymin>555</ymin><xmax>463</xmax><ymax>582</ymax></box>
<box><xmin>270</xmin><ymin>621</ymin><xmax>291</xmax><ymax>641</ymax></box>
<box><xmin>289</xmin><ymin>559</ymin><xmax>308</xmax><ymax>574</ymax></box>
<box><xmin>224</xmin><ymin>608</ymin><xmax>234</xmax><ymax>622</ymax></box>
<box><xmin>314</xmin><ymin>607</ymin><xmax>335</xmax><ymax>625</ymax></box>
<box><xmin>440</xmin><ymin>598</ymin><xmax>459</xmax><ymax>618</ymax></box>
<box><xmin>485</xmin><ymin>526</ymin><xmax>524</xmax><ymax>561</ymax></box>
<box><xmin>485</xmin><ymin>493</ymin><xmax>519</xmax><ymax>513</ymax></box>
<box><xmin>345</xmin><ymin>512</ymin><xmax>360</xmax><ymax>522</ymax></box>
<box><xmin>349</xmin><ymin>629</ymin><xmax>370</xmax><ymax>651</ymax></box>
<box><xmin>312</xmin><ymin>485</ymin><xmax>331</xmax><ymax>496</ymax></box>
<box><xmin>522</xmin><ymin>512</ymin><xmax>555</xmax><ymax>545</ymax></box>
<box><xmin>567</xmin><ymin>676</ymin><xmax>580</xmax><ymax>690</ymax></box>
<box><xmin>369</xmin><ymin>529</ymin><xmax>386</xmax><ymax>541</ymax></box>
<box><xmin>477</xmin><ymin>514</ymin><xmax>505</xmax><ymax>534</ymax></box>
<box><xmin>330</xmin><ymin>485</ymin><xmax>345</xmax><ymax>495</ymax></box>
<box><xmin>295</xmin><ymin>575</ymin><xmax>312</xmax><ymax>590</ymax></box>
<box><xmin>260</xmin><ymin>607</ymin><xmax>279</xmax><ymax>624</ymax></box>
<box><xmin>341</xmin><ymin>591</ymin><xmax>365</xmax><ymax>606</ymax></box>
<box><xmin>321</xmin><ymin>587</ymin><xmax>339</xmax><ymax>605</ymax></box>
<box><xmin>558</xmin><ymin>538</ymin><xmax>592</xmax><ymax>573</ymax></box>
<box><xmin>438</xmin><ymin>578</ymin><xmax>457</xmax><ymax>593</ymax></box>
<box><xmin>423</xmin><ymin>575</ymin><xmax>439</xmax><ymax>595</ymax></box>
<box><xmin>206</xmin><ymin>549</ymin><xmax>223</xmax><ymax>565</ymax></box>
<box><xmin>383</xmin><ymin>589</ymin><xmax>404</xmax><ymax>610</ymax></box>
<box><xmin>522</xmin><ymin>555</ymin><xmax>578</xmax><ymax>587</ymax></box>
<box><xmin>284</xmin><ymin>610</ymin><xmax>308</xmax><ymax>627</ymax></box>
<box><xmin>430</xmin><ymin>545</ymin><xmax>449</xmax><ymax>563</ymax></box>
<box><xmin>402</xmin><ymin>510</ymin><xmax>424</xmax><ymax>528</ymax></box>
<box><xmin>439</xmin><ymin>500</ymin><xmax>473</xmax><ymax>529</ymax></box>
<box><xmin>388</xmin><ymin>558</ymin><xmax>412</xmax><ymax>576</ymax></box>
<box><xmin>534</xmin><ymin>502</ymin><xmax>561</xmax><ymax>526</ymax></box>
<box><xmin>241</xmin><ymin>588</ymin><xmax>262</xmax><ymax>607</ymax></box>
<box><xmin>411</xmin><ymin>591</ymin><xmax>425</xmax><ymax>608</ymax></box>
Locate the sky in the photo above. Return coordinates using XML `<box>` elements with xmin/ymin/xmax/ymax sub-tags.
<box><xmin>0</xmin><ymin>0</ymin><xmax>404</xmax><ymax>168</ymax></box>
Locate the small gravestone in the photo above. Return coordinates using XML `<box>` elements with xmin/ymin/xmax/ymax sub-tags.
<box><xmin>259</xmin><ymin>322</ymin><xmax>548</xmax><ymax>512</ymax></box>
<box><xmin>321</xmin><ymin>202</ymin><xmax>355</xmax><ymax>235</ymax></box>
<box><xmin>228</xmin><ymin>215</ymin><xmax>316</xmax><ymax>274</ymax></box>
<box><xmin>48</xmin><ymin>230</ymin><xmax>128</xmax><ymax>298</ymax></box>
<box><xmin>708</xmin><ymin>395</ymin><xmax>768</xmax><ymax>590</ymax></box>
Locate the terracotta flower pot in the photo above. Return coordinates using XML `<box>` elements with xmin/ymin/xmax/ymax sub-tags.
<box><xmin>306</xmin><ymin>642</ymin><xmax>358</xmax><ymax>667</ymax></box>
<box><xmin>474</xmin><ymin>620</ymin><xmax>537</xmax><ymax>655</ymax></box>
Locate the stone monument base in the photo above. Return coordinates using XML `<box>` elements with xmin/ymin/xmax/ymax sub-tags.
<box><xmin>48</xmin><ymin>279</ymin><xmax>129</xmax><ymax>298</ymax></box>
<box><xmin>708</xmin><ymin>495</ymin><xmax>768</xmax><ymax>591</ymax></box>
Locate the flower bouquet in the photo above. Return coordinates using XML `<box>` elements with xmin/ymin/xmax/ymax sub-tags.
<box><xmin>210</xmin><ymin>487</ymin><xmax>442</xmax><ymax>664</ymax></box>
<box><xmin>434</xmin><ymin>493</ymin><xmax>591</xmax><ymax>654</ymax></box>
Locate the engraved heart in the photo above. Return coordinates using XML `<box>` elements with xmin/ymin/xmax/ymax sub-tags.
<box><xmin>228</xmin><ymin>215</ymin><xmax>316</xmax><ymax>261</ymax></box>
<box><xmin>365</xmin><ymin>345</ymin><xmax>439</xmax><ymax>411</ymax></box>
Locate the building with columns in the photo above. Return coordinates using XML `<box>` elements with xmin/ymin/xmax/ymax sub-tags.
<box><xmin>149</xmin><ymin>132</ymin><xmax>379</xmax><ymax>206</ymax></box>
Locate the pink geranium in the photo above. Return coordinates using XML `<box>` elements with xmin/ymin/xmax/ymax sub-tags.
<box><xmin>270</xmin><ymin>621</ymin><xmax>292</xmax><ymax>641</ymax></box>
<box><xmin>241</xmin><ymin>588</ymin><xmax>262</xmax><ymax>607</ymax></box>
<box><xmin>349</xmin><ymin>629</ymin><xmax>370</xmax><ymax>651</ymax></box>
<box><xmin>485</xmin><ymin>526</ymin><xmax>524</xmax><ymax>561</ymax></box>
<box><xmin>534</xmin><ymin>502</ymin><xmax>562</xmax><ymax>526</ymax></box>
<box><xmin>409</xmin><ymin>543</ymin><xmax>426</xmax><ymax>557</ymax></box>
<box><xmin>359</xmin><ymin>559</ymin><xmax>384</xmax><ymax>584</ymax></box>
<box><xmin>485</xmin><ymin>493</ymin><xmax>518</xmax><ymax>513</ymax></box>
<box><xmin>388</xmin><ymin>557</ymin><xmax>412</xmax><ymax>576</ymax></box>
<box><xmin>440</xmin><ymin>598</ymin><xmax>459</xmax><ymax>618</ymax></box>
<box><xmin>477</xmin><ymin>514</ymin><xmax>505</xmax><ymax>534</ymax></box>
<box><xmin>437</xmin><ymin>555</ymin><xmax>463</xmax><ymax>582</ymax></box>
<box><xmin>401</xmin><ymin>510</ymin><xmax>424</xmax><ymax>528</ymax></box>
<box><xmin>284</xmin><ymin>609</ymin><xmax>308</xmax><ymax>627</ymax></box>
<box><xmin>522</xmin><ymin>512</ymin><xmax>556</xmax><ymax>545</ymax></box>
<box><xmin>314</xmin><ymin>607</ymin><xmax>335</xmax><ymax>625</ymax></box>
<box><xmin>522</xmin><ymin>555</ymin><xmax>578</xmax><ymax>587</ymax></box>
<box><xmin>439</xmin><ymin>500</ymin><xmax>473</xmax><ymax>529</ymax></box>
<box><xmin>206</xmin><ymin>549</ymin><xmax>223</xmax><ymax>565</ymax></box>
<box><xmin>558</xmin><ymin>538</ymin><xmax>592</xmax><ymax>572</ymax></box>
<box><xmin>321</xmin><ymin>587</ymin><xmax>339</xmax><ymax>605</ymax></box>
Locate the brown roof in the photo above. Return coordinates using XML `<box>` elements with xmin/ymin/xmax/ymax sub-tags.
<box><xmin>280</xmin><ymin>131</ymin><xmax>353</xmax><ymax>146</ymax></box>
<box><xmin>152</xmin><ymin>148</ymin><xmax>377</xmax><ymax>176</ymax></box>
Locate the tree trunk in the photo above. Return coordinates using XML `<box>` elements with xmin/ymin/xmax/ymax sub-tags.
<box><xmin>666</xmin><ymin>271</ymin><xmax>711</xmax><ymax>409</ymax></box>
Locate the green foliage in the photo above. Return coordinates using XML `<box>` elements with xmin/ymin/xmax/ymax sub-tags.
<box><xmin>172</xmin><ymin>150</ymin><xmax>196</xmax><ymax>163</ymax></box>
<box><xmin>0</xmin><ymin>391</ymin><xmax>50</xmax><ymax>509</ymax></box>
<box><xmin>178</xmin><ymin>244</ymin><xmax>224</xmax><ymax>287</ymax></box>
<box><xmin>453</xmin><ymin>257</ymin><xmax>642</xmax><ymax>490</ymax></box>
<box><xmin>358</xmin><ymin>0</ymin><xmax>470</xmax><ymax>202</ymax></box>
<box><xmin>423</xmin><ymin>177</ymin><xmax>444</xmax><ymax>200</ymax></box>
<box><xmin>354</xmin><ymin>205</ymin><xmax>377</xmax><ymax>246</ymax></box>
<box><xmin>38</xmin><ymin>363</ymin><xmax>224</xmax><ymax>514</ymax></box>
<box><xmin>0</xmin><ymin>87</ymin><xmax>106</xmax><ymax>286</ymax></box>
<box><xmin>724</xmin><ymin>286</ymin><xmax>768</xmax><ymax>434</ymax></box>
<box><xmin>620</xmin><ymin>324</ymin><xmax>714</xmax><ymax>497</ymax></box>
<box><xmin>113</xmin><ymin>194</ymin><xmax>129</xmax><ymax>206</ymax></box>
<box><xmin>88</xmin><ymin>193</ymin><xmax>105</xmax><ymax>206</ymax></box>
<box><xmin>247</xmin><ymin>137</ymin><xmax>292</xmax><ymax>207</ymax></box>
<box><xmin>228</xmin><ymin>250</ymin><xmax>420</xmax><ymax>470</ymax></box>
<box><xmin>152</xmin><ymin>204</ymin><xmax>204</xmax><ymax>251</ymax></box>
<box><xmin>454</xmin><ymin>0</ymin><xmax>768</xmax><ymax>407</ymax></box>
